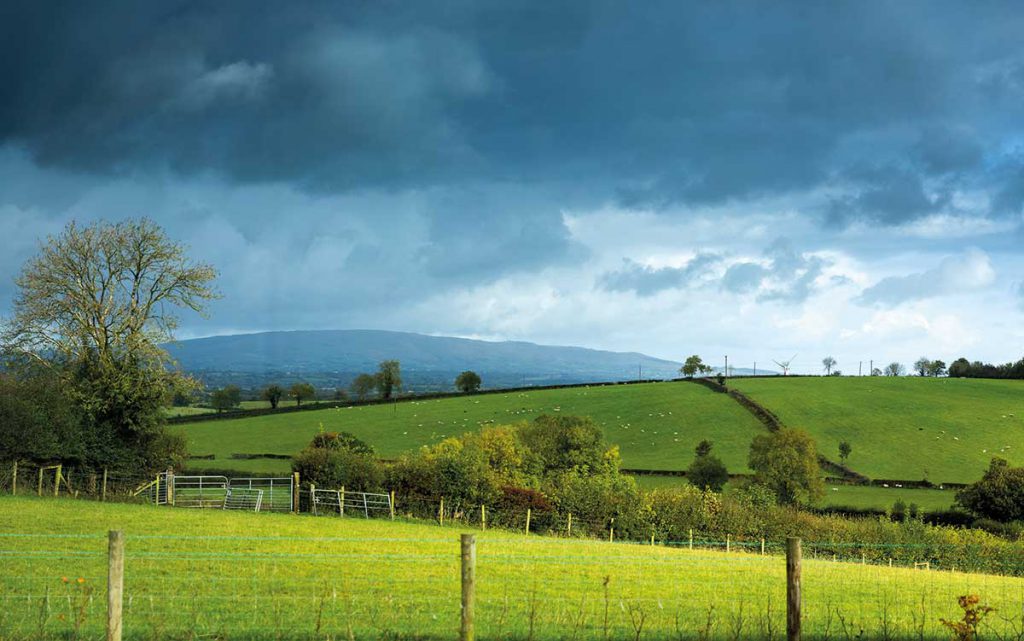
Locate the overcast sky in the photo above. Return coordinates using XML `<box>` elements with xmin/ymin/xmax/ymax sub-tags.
<box><xmin>3</xmin><ymin>1</ymin><xmax>1024</xmax><ymax>373</ymax></box>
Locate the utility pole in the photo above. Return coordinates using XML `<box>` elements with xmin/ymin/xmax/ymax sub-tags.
<box><xmin>724</xmin><ymin>355</ymin><xmax>728</xmax><ymax>379</ymax></box>
<box><xmin>858</xmin><ymin>361</ymin><xmax>862</xmax><ymax>377</ymax></box>
<box><xmin>870</xmin><ymin>360</ymin><xmax>873</xmax><ymax>376</ymax></box>
<box><xmin>753</xmin><ymin>361</ymin><xmax>757</xmax><ymax>376</ymax></box>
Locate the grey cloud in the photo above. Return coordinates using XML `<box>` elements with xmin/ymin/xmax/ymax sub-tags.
<box><xmin>599</xmin><ymin>253</ymin><xmax>720</xmax><ymax>296</ymax></box>
<box><xmin>721</xmin><ymin>263</ymin><xmax>766</xmax><ymax>294</ymax></box>
<box><xmin>826</xmin><ymin>166</ymin><xmax>942</xmax><ymax>226</ymax></box>
<box><xmin>719</xmin><ymin>238</ymin><xmax>830</xmax><ymax>303</ymax></box>
<box><xmin>856</xmin><ymin>249</ymin><xmax>995</xmax><ymax>306</ymax></box>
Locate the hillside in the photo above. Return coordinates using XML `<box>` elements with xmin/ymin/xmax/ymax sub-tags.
<box><xmin>731</xmin><ymin>376</ymin><xmax>1024</xmax><ymax>484</ymax></box>
<box><xmin>179</xmin><ymin>380</ymin><xmax>765</xmax><ymax>473</ymax></box>
<box><xmin>3</xmin><ymin>496</ymin><xmax>1022</xmax><ymax>640</ymax></box>
<box><xmin>164</xmin><ymin>330</ymin><xmax>685</xmax><ymax>390</ymax></box>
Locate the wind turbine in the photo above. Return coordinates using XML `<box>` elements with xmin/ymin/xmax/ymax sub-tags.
<box><xmin>773</xmin><ymin>355</ymin><xmax>797</xmax><ymax>376</ymax></box>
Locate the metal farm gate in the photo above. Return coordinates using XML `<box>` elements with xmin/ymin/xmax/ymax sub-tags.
<box><xmin>312</xmin><ymin>488</ymin><xmax>393</xmax><ymax>519</ymax></box>
<box><xmin>171</xmin><ymin>475</ymin><xmax>229</xmax><ymax>508</ymax></box>
<box><xmin>228</xmin><ymin>477</ymin><xmax>294</xmax><ymax>512</ymax></box>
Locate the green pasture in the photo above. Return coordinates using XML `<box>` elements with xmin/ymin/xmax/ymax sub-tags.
<box><xmin>166</xmin><ymin>399</ymin><xmax>328</xmax><ymax>418</ymax></box>
<box><xmin>1</xmin><ymin>496</ymin><xmax>1021</xmax><ymax>640</ymax></box>
<box><xmin>179</xmin><ymin>382</ymin><xmax>765</xmax><ymax>475</ymax></box>
<box><xmin>731</xmin><ymin>377</ymin><xmax>1024</xmax><ymax>484</ymax></box>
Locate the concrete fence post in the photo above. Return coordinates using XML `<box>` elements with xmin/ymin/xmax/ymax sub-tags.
<box><xmin>107</xmin><ymin>530</ymin><xmax>125</xmax><ymax>641</ymax></box>
<box><xmin>787</xmin><ymin>537</ymin><xmax>802</xmax><ymax>641</ymax></box>
<box><xmin>460</xmin><ymin>534</ymin><xmax>476</xmax><ymax>641</ymax></box>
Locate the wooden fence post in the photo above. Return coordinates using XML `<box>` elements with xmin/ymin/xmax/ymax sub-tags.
<box><xmin>310</xmin><ymin>483</ymin><xmax>316</xmax><ymax>515</ymax></box>
<box><xmin>787</xmin><ymin>537</ymin><xmax>802</xmax><ymax>641</ymax></box>
<box><xmin>54</xmin><ymin>464</ymin><xmax>62</xmax><ymax>497</ymax></box>
<box><xmin>567</xmin><ymin>512</ymin><xmax>572</xmax><ymax>537</ymax></box>
<box><xmin>439</xmin><ymin>497</ymin><xmax>445</xmax><ymax>526</ymax></box>
<box><xmin>460</xmin><ymin>534</ymin><xmax>476</xmax><ymax>641</ymax></box>
<box><xmin>726</xmin><ymin>534</ymin><xmax>731</xmax><ymax>553</ymax></box>
<box><xmin>154</xmin><ymin>473</ymin><xmax>160</xmax><ymax>504</ymax></box>
<box><xmin>102</xmin><ymin>468</ymin><xmax>108</xmax><ymax>502</ymax></box>
<box><xmin>480</xmin><ymin>504</ymin><xmax>486</xmax><ymax>530</ymax></box>
<box><xmin>609</xmin><ymin>518</ymin><xmax>615</xmax><ymax>542</ymax></box>
<box><xmin>107</xmin><ymin>530</ymin><xmax>125</xmax><ymax>641</ymax></box>
<box><xmin>292</xmin><ymin>472</ymin><xmax>300</xmax><ymax>514</ymax></box>
<box><xmin>761</xmin><ymin>537</ymin><xmax>766</xmax><ymax>555</ymax></box>
<box><xmin>340</xmin><ymin>486</ymin><xmax>345</xmax><ymax>517</ymax></box>
<box><xmin>525</xmin><ymin>508</ymin><xmax>531</xmax><ymax>534</ymax></box>
<box><xmin>389</xmin><ymin>491</ymin><xmax>396</xmax><ymax>520</ymax></box>
<box><xmin>689</xmin><ymin>528</ymin><xmax>693</xmax><ymax>550</ymax></box>
<box><xmin>11</xmin><ymin>461</ymin><xmax>16</xmax><ymax>496</ymax></box>
<box><xmin>37</xmin><ymin>468</ymin><xmax>43</xmax><ymax>496</ymax></box>
<box><xmin>166</xmin><ymin>468</ymin><xmax>174</xmax><ymax>506</ymax></box>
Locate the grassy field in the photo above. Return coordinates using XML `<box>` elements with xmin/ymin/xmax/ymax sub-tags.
<box><xmin>179</xmin><ymin>382</ymin><xmax>766</xmax><ymax>474</ymax></box>
<box><xmin>1</xmin><ymin>495</ymin><xmax>1021</xmax><ymax>640</ymax></box>
<box><xmin>731</xmin><ymin>377</ymin><xmax>1024</xmax><ymax>484</ymax></box>
<box><xmin>631</xmin><ymin>476</ymin><xmax>957</xmax><ymax>511</ymax></box>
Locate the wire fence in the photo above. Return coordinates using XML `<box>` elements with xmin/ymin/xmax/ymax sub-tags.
<box><xmin>2</xmin><ymin>531</ymin><xmax>1024</xmax><ymax>641</ymax></box>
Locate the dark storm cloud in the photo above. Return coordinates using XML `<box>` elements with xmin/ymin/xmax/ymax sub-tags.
<box><xmin>598</xmin><ymin>253</ymin><xmax>720</xmax><ymax>296</ymax></box>
<box><xmin>4</xmin><ymin>1</ymin><xmax>1024</xmax><ymax>213</ymax></box>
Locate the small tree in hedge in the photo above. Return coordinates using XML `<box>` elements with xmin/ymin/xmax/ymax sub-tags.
<box><xmin>748</xmin><ymin>428</ymin><xmax>824</xmax><ymax>506</ymax></box>
<box><xmin>455</xmin><ymin>370</ymin><xmax>482</xmax><ymax>393</ymax></box>
<box><xmin>210</xmin><ymin>385</ymin><xmax>241</xmax><ymax>412</ymax></box>
<box><xmin>261</xmin><ymin>384</ymin><xmax>284</xmax><ymax>409</ymax></box>
<box><xmin>957</xmin><ymin>458</ymin><xmax>1024</xmax><ymax>522</ymax></box>
<box><xmin>290</xmin><ymin>382</ymin><xmax>316</xmax><ymax>406</ymax></box>
<box><xmin>350</xmin><ymin>373</ymin><xmax>376</xmax><ymax>400</ymax></box>
<box><xmin>687</xmin><ymin>440</ymin><xmax>729</xmax><ymax>492</ymax></box>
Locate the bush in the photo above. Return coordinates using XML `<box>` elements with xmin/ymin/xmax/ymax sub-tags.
<box><xmin>957</xmin><ymin>458</ymin><xmax>1024</xmax><ymax>522</ymax></box>
<box><xmin>748</xmin><ymin>428</ymin><xmax>824</xmax><ymax>506</ymax></box>
<box><xmin>291</xmin><ymin>447</ymin><xmax>383</xmax><ymax>492</ymax></box>
<box><xmin>309</xmin><ymin>431</ymin><xmax>374</xmax><ymax>455</ymax></box>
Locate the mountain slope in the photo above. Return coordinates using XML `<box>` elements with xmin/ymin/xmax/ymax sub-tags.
<box><xmin>165</xmin><ymin>330</ymin><xmax>683</xmax><ymax>383</ymax></box>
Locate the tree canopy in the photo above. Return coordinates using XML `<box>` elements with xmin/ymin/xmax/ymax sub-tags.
<box><xmin>748</xmin><ymin>428</ymin><xmax>824</xmax><ymax>506</ymax></box>
<box><xmin>375</xmin><ymin>360</ymin><xmax>402</xmax><ymax>399</ymax></box>
<box><xmin>1</xmin><ymin>219</ymin><xmax>217</xmax><ymax>470</ymax></box>
<box><xmin>455</xmin><ymin>370</ymin><xmax>482</xmax><ymax>393</ymax></box>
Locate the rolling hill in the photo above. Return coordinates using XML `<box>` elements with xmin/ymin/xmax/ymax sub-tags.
<box><xmin>165</xmin><ymin>329</ymin><xmax>688</xmax><ymax>389</ymax></box>
<box><xmin>730</xmin><ymin>376</ymin><xmax>1024</xmax><ymax>484</ymax></box>
<box><xmin>179</xmin><ymin>380</ymin><xmax>766</xmax><ymax>474</ymax></box>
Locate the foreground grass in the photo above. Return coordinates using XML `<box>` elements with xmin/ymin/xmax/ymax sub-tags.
<box><xmin>731</xmin><ymin>377</ymin><xmax>1024</xmax><ymax>484</ymax></box>
<box><xmin>1</xmin><ymin>496</ymin><xmax>1023</xmax><ymax>640</ymax></box>
<box><xmin>180</xmin><ymin>381</ymin><xmax>765</xmax><ymax>474</ymax></box>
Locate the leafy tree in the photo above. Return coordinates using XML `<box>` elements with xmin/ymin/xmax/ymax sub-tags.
<box><xmin>956</xmin><ymin>458</ymin><xmax>1024</xmax><ymax>522</ymax></box>
<box><xmin>871</xmin><ymin>367</ymin><xmax>882</xmax><ymax>376</ymax></box>
<box><xmin>210</xmin><ymin>385</ymin><xmax>241</xmax><ymax>412</ymax></box>
<box><xmin>884</xmin><ymin>362</ymin><xmax>905</xmax><ymax>377</ymax></box>
<box><xmin>290</xmin><ymin>382</ymin><xmax>316</xmax><ymax>406</ymax></box>
<box><xmin>350</xmin><ymin>373</ymin><xmax>376</xmax><ymax>400</ymax></box>
<box><xmin>687</xmin><ymin>441</ymin><xmax>729</xmax><ymax>492</ymax></box>
<box><xmin>948</xmin><ymin>357</ymin><xmax>971</xmax><ymax>378</ymax></box>
<box><xmin>455</xmin><ymin>370</ymin><xmax>482</xmax><ymax>393</ymax></box>
<box><xmin>914</xmin><ymin>357</ymin><xmax>931</xmax><ymax>377</ymax></box>
<box><xmin>332</xmin><ymin>388</ymin><xmax>348</xmax><ymax>401</ymax></box>
<box><xmin>822</xmin><ymin>356</ymin><xmax>837</xmax><ymax>375</ymax></box>
<box><xmin>681</xmin><ymin>355</ymin><xmax>712</xmax><ymax>378</ymax></box>
<box><xmin>747</xmin><ymin>428</ymin><xmax>825</xmax><ymax>506</ymax></box>
<box><xmin>375</xmin><ymin>360</ymin><xmax>402</xmax><ymax>399</ymax></box>
<box><xmin>519</xmin><ymin>414</ymin><xmax>619</xmax><ymax>475</ymax></box>
<box><xmin>927</xmin><ymin>359</ymin><xmax>947</xmax><ymax>377</ymax></box>
<box><xmin>0</xmin><ymin>219</ymin><xmax>217</xmax><ymax>471</ymax></box>
<box><xmin>838</xmin><ymin>441</ymin><xmax>852</xmax><ymax>464</ymax></box>
<box><xmin>261</xmin><ymin>384</ymin><xmax>284</xmax><ymax>409</ymax></box>
<box><xmin>695</xmin><ymin>439</ymin><xmax>713</xmax><ymax>458</ymax></box>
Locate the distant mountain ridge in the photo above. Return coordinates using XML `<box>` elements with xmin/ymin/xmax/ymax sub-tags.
<box><xmin>164</xmin><ymin>330</ymin><xmax>686</xmax><ymax>389</ymax></box>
